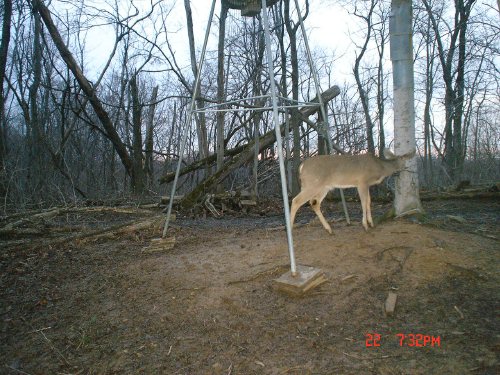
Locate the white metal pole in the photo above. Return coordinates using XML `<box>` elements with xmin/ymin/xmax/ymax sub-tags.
<box><xmin>162</xmin><ymin>0</ymin><xmax>217</xmax><ymax>237</ymax></box>
<box><xmin>261</xmin><ymin>0</ymin><xmax>297</xmax><ymax>275</ymax></box>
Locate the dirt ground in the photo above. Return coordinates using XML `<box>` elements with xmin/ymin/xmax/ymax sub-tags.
<box><xmin>1</xmin><ymin>197</ymin><xmax>499</xmax><ymax>374</ymax></box>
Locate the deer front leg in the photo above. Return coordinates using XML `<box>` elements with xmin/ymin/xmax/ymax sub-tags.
<box><xmin>357</xmin><ymin>185</ymin><xmax>370</xmax><ymax>231</ymax></box>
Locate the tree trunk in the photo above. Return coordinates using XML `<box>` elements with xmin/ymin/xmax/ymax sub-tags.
<box><xmin>452</xmin><ymin>0</ymin><xmax>473</xmax><ymax>180</ymax></box>
<box><xmin>145</xmin><ymin>85</ymin><xmax>158</xmax><ymax>188</ymax></box>
<box><xmin>109</xmin><ymin>42</ymin><xmax>129</xmax><ymax>191</ymax></box>
<box><xmin>423</xmin><ymin>19</ymin><xmax>436</xmax><ymax>186</ymax></box>
<box><xmin>130</xmin><ymin>73</ymin><xmax>145</xmax><ymax>195</ymax></box>
<box><xmin>284</xmin><ymin>0</ymin><xmax>309</xmax><ymax>196</ymax></box>
<box><xmin>252</xmin><ymin>108</ymin><xmax>260</xmax><ymax>197</ymax></box>
<box><xmin>275</xmin><ymin>2</ymin><xmax>292</xmax><ymax>192</ymax></box>
<box><xmin>0</xmin><ymin>0</ymin><xmax>12</xmax><ymax>176</ymax></box>
<box><xmin>33</xmin><ymin>0</ymin><xmax>134</xmax><ymax>176</ymax></box>
<box><xmin>184</xmin><ymin>0</ymin><xmax>209</xmax><ymax>174</ymax></box>
<box><xmin>317</xmin><ymin>106</ymin><xmax>327</xmax><ymax>155</ymax></box>
<box><xmin>216</xmin><ymin>3</ymin><xmax>228</xmax><ymax>188</ymax></box>
<box><xmin>251</xmin><ymin>19</ymin><xmax>265</xmax><ymax>198</ymax></box>
<box><xmin>28</xmin><ymin>10</ymin><xmax>44</xmax><ymax>194</ymax></box>
<box><xmin>390</xmin><ymin>0</ymin><xmax>422</xmax><ymax>215</ymax></box>
<box><xmin>353</xmin><ymin>0</ymin><xmax>376</xmax><ymax>155</ymax></box>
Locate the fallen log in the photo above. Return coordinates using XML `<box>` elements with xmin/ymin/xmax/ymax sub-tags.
<box><xmin>1</xmin><ymin>208</ymin><xmax>62</xmax><ymax>232</ymax></box>
<box><xmin>33</xmin><ymin>216</ymin><xmax>165</xmax><ymax>250</ymax></box>
<box><xmin>0</xmin><ymin>207</ymin><xmax>163</xmax><ymax>247</ymax></box>
<box><xmin>158</xmin><ymin>85</ymin><xmax>341</xmax><ymax>186</ymax></box>
<box><xmin>0</xmin><ymin>206</ymin><xmax>155</xmax><ymax>234</ymax></box>
<box><xmin>176</xmin><ymin>86</ymin><xmax>341</xmax><ymax>207</ymax></box>
<box><xmin>158</xmin><ymin>144</ymin><xmax>245</xmax><ymax>185</ymax></box>
<box><xmin>420</xmin><ymin>189</ymin><xmax>500</xmax><ymax>201</ymax></box>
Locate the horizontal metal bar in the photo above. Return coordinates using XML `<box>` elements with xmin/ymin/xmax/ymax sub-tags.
<box><xmin>198</xmin><ymin>93</ymin><xmax>320</xmax><ymax>111</ymax></box>
<box><xmin>194</xmin><ymin>102</ymin><xmax>321</xmax><ymax>114</ymax></box>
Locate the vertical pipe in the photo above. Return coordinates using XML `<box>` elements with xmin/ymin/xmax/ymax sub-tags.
<box><xmin>162</xmin><ymin>0</ymin><xmax>217</xmax><ymax>237</ymax></box>
<box><xmin>261</xmin><ymin>0</ymin><xmax>297</xmax><ymax>275</ymax></box>
<box><xmin>390</xmin><ymin>0</ymin><xmax>421</xmax><ymax>215</ymax></box>
<box><xmin>284</xmin><ymin>112</ymin><xmax>292</xmax><ymax>190</ymax></box>
<box><xmin>293</xmin><ymin>0</ymin><xmax>350</xmax><ymax>225</ymax></box>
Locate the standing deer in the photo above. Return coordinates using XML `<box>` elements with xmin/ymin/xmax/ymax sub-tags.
<box><xmin>290</xmin><ymin>149</ymin><xmax>415</xmax><ymax>233</ymax></box>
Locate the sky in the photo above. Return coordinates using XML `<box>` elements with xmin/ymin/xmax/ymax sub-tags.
<box><xmin>83</xmin><ymin>0</ymin><xmax>358</xmax><ymax>82</ymax></box>
<box><xmin>181</xmin><ymin>1</ymin><xmax>357</xmax><ymax>77</ymax></box>
<box><xmin>76</xmin><ymin>0</ymin><xmax>391</xmax><ymax>139</ymax></box>
<box><xmin>72</xmin><ymin>0</ymin><xmax>399</xmax><ymax>141</ymax></box>
<box><xmin>46</xmin><ymin>0</ymin><xmax>500</xmax><ymax>155</ymax></box>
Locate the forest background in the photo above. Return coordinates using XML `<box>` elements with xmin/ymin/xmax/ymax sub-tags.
<box><xmin>0</xmin><ymin>0</ymin><xmax>498</xmax><ymax>212</ymax></box>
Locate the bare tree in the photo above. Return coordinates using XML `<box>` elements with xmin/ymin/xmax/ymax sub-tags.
<box><xmin>250</xmin><ymin>16</ymin><xmax>266</xmax><ymax>197</ymax></box>
<box><xmin>373</xmin><ymin>1</ymin><xmax>389</xmax><ymax>157</ymax></box>
<box><xmin>129</xmin><ymin>72</ymin><xmax>145</xmax><ymax>194</ymax></box>
<box><xmin>284</xmin><ymin>0</ymin><xmax>309</xmax><ymax>195</ymax></box>
<box><xmin>28</xmin><ymin>9</ymin><xmax>43</xmax><ymax>190</ymax></box>
<box><xmin>422</xmin><ymin>0</ymin><xmax>477</xmax><ymax>181</ymax></box>
<box><xmin>329</xmin><ymin>83</ymin><xmax>367</xmax><ymax>154</ymax></box>
<box><xmin>352</xmin><ymin>0</ymin><xmax>377</xmax><ymax>155</ymax></box>
<box><xmin>184</xmin><ymin>0</ymin><xmax>209</xmax><ymax>173</ymax></box>
<box><xmin>0</xmin><ymin>0</ymin><xmax>12</xmax><ymax>179</ymax></box>
<box><xmin>216</xmin><ymin>2</ymin><xmax>229</xmax><ymax>191</ymax></box>
<box><xmin>33</xmin><ymin>0</ymin><xmax>134</xmax><ymax>176</ymax></box>
<box><xmin>1</xmin><ymin>0</ymin><xmax>496</xmax><ymax>209</ymax></box>
<box><xmin>144</xmin><ymin>85</ymin><xmax>158</xmax><ymax>188</ymax></box>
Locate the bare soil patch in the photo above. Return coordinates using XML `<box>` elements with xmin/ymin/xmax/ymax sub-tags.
<box><xmin>1</xmin><ymin>198</ymin><xmax>499</xmax><ymax>374</ymax></box>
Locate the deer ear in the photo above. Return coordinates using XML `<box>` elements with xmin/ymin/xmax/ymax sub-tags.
<box><xmin>383</xmin><ymin>148</ymin><xmax>395</xmax><ymax>160</ymax></box>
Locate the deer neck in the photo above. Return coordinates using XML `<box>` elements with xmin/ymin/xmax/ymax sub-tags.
<box><xmin>382</xmin><ymin>158</ymin><xmax>404</xmax><ymax>176</ymax></box>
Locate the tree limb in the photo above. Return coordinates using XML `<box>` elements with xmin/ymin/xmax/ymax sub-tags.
<box><xmin>177</xmin><ymin>85</ymin><xmax>341</xmax><ymax>207</ymax></box>
<box><xmin>159</xmin><ymin>85</ymin><xmax>341</xmax><ymax>186</ymax></box>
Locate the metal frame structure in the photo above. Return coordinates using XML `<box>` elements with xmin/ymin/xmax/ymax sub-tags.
<box><xmin>162</xmin><ymin>0</ymin><xmax>346</xmax><ymax>276</ymax></box>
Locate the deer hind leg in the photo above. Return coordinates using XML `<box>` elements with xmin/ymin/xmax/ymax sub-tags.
<box><xmin>310</xmin><ymin>190</ymin><xmax>332</xmax><ymax>234</ymax></box>
<box><xmin>357</xmin><ymin>185</ymin><xmax>372</xmax><ymax>231</ymax></box>
<box><xmin>290</xmin><ymin>190</ymin><xmax>311</xmax><ymax>228</ymax></box>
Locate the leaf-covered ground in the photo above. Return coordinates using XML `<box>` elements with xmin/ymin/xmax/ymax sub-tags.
<box><xmin>1</xmin><ymin>198</ymin><xmax>498</xmax><ymax>374</ymax></box>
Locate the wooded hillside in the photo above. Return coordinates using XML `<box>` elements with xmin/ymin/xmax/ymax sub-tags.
<box><xmin>0</xmin><ymin>0</ymin><xmax>498</xmax><ymax>212</ymax></box>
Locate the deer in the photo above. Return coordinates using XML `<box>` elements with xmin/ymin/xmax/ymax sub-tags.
<box><xmin>290</xmin><ymin>148</ymin><xmax>415</xmax><ymax>234</ymax></box>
